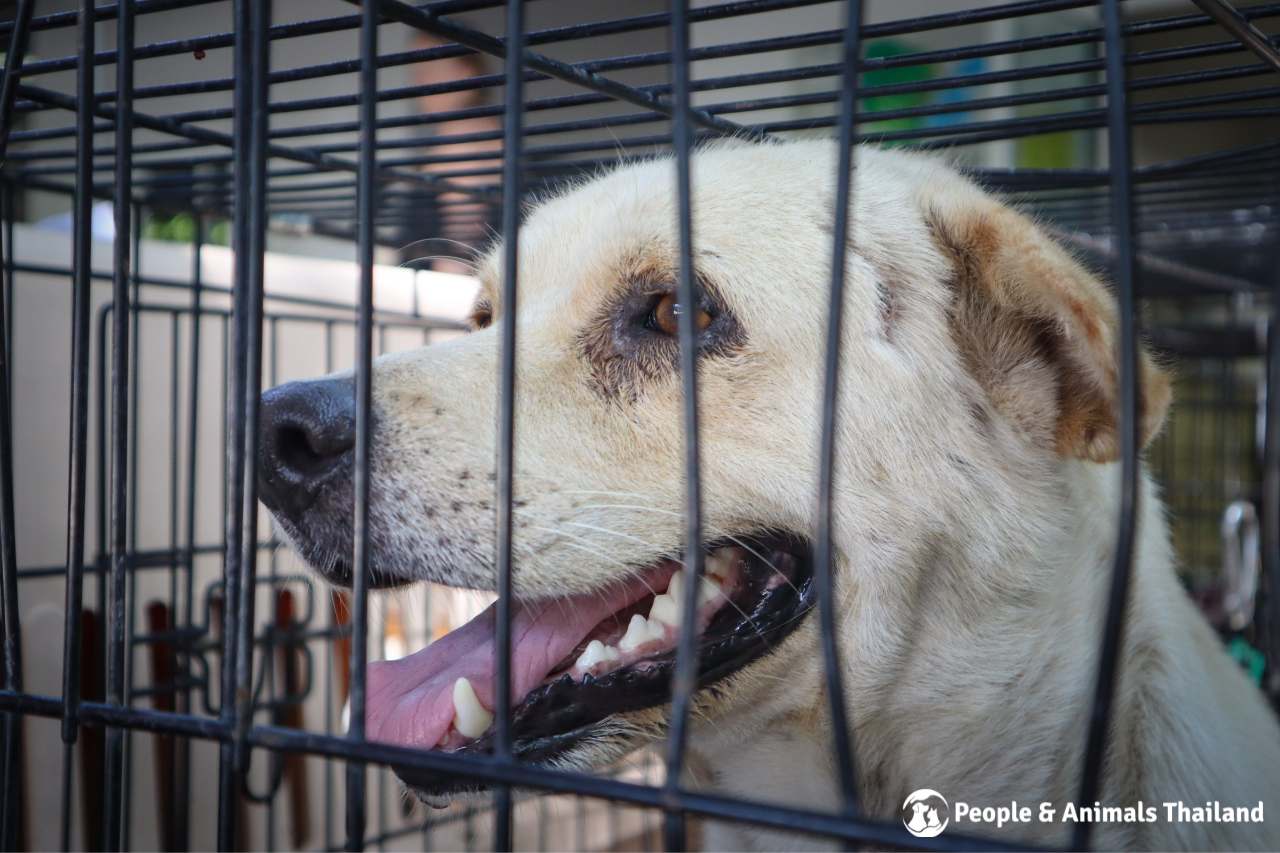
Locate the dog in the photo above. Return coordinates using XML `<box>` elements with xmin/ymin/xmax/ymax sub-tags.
<box><xmin>257</xmin><ymin>140</ymin><xmax>1280</xmax><ymax>850</ymax></box>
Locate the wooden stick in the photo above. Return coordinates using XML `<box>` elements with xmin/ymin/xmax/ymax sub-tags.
<box><xmin>145</xmin><ymin>601</ymin><xmax>177</xmax><ymax>851</ymax></box>
<box><xmin>79</xmin><ymin>609</ymin><xmax>105</xmax><ymax>852</ymax></box>
<box><xmin>274</xmin><ymin>589</ymin><xmax>311</xmax><ymax>849</ymax></box>
<box><xmin>331</xmin><ymin>590</ymin><xmax>352</xmax><ymax>709</ymax></box>
<box><xmin>209</xmin><ymin>594</ymin><xmax>248</xmax><ymax>852</ymax></box>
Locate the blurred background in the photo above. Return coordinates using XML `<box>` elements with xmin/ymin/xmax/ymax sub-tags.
<box><xmin>1</xmin><ymin>0</ymin><xmax>1277</xmax><ymax>849</ymax></box>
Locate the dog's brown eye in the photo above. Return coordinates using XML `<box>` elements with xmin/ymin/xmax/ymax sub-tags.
<box><xmin>647</xmin><ymin>293</ymin><xmax>711</xmax><ymax>337</ymax></box>
<box><xmin>470</xmin><ymin>303</ymin><xmax>492</xmax><ymax>330</ymax></box>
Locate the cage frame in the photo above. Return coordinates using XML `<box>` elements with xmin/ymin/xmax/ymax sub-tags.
<box><xmin>0</xmin><ymin>0</ymin><xmax>1278</xmax><ymax>850</ymax></box>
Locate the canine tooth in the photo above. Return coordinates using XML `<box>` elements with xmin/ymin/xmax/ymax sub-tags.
<box><xmin>451</xmin><ymin>677</ymin><xmax>493</xmax><ymax>739</ymax></box>
<box><xmin>575</xmin><ymin>639</ymin><xmax>619</xmax><ymax>671</ymax></box>
<box><xmin>620</xmin><ymin>613</ymin><xmax>663</xmax><ymax>652</ymax></box>
<box><xmin>653</xmin><ymin>570</ymin><xmax>722</xmax><ymax>625</ymax></box>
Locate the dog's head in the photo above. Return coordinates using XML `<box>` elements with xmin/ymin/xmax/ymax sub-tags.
<box><xmin>257</xmin><ymin>141</ymin><xmax>1170</xmax><ymax>798</ymax></box>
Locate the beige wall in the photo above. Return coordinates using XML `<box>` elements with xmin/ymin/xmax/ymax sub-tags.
<box><xmin>10</xmin><ymin>219</ymin><xmax>498</xmax><ymax>849</ymax></box>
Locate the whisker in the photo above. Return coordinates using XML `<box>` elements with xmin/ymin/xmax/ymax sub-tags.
<box><xmin>568</xmin><ymin>504</ymin><xmax>800</xmax><ymax>595</ymax></box>
<box><xmin>715</xmin><ymin>534</ymin><xmax>801</xmax><ymax>596</ymax></box>
<box><xmin>395</xmin><ymin>235</ymin><xmax>482</xmax><ymax>256</ymax></box>
<box><xmin>561</xmin><ymin>524</ymin><xmax>774</xmax><ymax>638</ymax></box>
<box><xmin>521</xmin><ymin>525</ymin><xmax>631</xmax><ymax>569</ymax></box>
<box><xmin>400</xmin><ymin>253</ymin><xmax>480</xmax><ymax>272</ymax></box>
<box><xmin>562</xmin><ymin>520</ymin><xmax>665</xmax><ymax>551</ymax></box>
<box><xmin>521</xmin><ymin>524</ymin><xmax>663</xmax><ymax>601</ymax></box>
<box><xmin>571</xmin><ymin>502</ymin><xmax>682</xmax><ymax>517</ymax></box>
<box><xmin>558</xmin><ymin>488</ymin><xmax>658</xmax><ymax>500</ymax></box>
<box><xmin>525</xmin><ymin>519</ymin><xmax>767</xmax><ymax>639</ymax></box>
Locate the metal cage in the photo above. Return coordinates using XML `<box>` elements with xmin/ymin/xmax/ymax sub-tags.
<box><xmin>0</xmin><ymin>0</ymin><xmax>1277</xmax><ymax>850</ymax></box>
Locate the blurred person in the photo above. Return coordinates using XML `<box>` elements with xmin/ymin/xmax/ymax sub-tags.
<box><xmin>407</xmin><ymin>32</ymin><xmax>502</xmax><ymax>276</ymax></box>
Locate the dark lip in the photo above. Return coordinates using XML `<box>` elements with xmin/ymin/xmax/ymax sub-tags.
<box><xmin>392</xmin><ymin>532</ymin><xmax>816</xmax><ymax>799</ymax></box>
<box><xmin>307</xmin><ymin>554</ymin><xmax>411</xmax><ymax>590</ymax></box>
<box><xmin>271</xmin><ymin>510</ymin><xmax>410</xmax><ymax>591</ymax></box>
<box><xmin>261</xmin><ymin>450</ymin><xmax>414</xmax><ymax>591</ymax></box>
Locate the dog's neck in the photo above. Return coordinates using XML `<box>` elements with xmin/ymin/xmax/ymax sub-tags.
<box><xmin>691</xmin><ymin>460</ymin><xmax>1270</xmax><ymax>851</ymax></box>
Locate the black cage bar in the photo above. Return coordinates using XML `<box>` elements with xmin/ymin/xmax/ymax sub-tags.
<box><xmin>0</xmin><ymin>0</ymin><xmax>1278</xmax><ymax>850</ymax></box>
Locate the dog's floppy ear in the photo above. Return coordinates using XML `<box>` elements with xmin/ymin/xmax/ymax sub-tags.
<box><xmin>929</xmin><ymin>202</ymin><xmax>1170</xmax><ymax>464</ymax></box>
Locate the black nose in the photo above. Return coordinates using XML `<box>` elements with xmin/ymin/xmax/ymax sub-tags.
<box><xmin>258</xmin><ymin>376</ymin><xmax>356</xmax><ymax>518</ymax></box>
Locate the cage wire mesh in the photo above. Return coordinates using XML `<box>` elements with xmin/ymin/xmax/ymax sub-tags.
<box><xmin>0</xmin><ymin>0</ymin><xmax>1277</xmax><ymax>850</ymax></box>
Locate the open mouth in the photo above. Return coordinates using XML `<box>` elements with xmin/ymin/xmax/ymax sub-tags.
<box><xmin>366</xmin><ymin>532</ymin><xmax>814</xmax><ymax>798</ymax></box>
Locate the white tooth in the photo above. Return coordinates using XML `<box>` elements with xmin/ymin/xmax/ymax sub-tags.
<box><xmin>653</xmin><ymin>568</ymin><xmax>722</xmax><ymax>626</ymax></box>
<box><xmin>648</xmin><ymin>592</ymin><xmax>681</xmax><ymax>627</ymax></box>
<box><xmin>620</xmin><ymin>613</ymin><xmax>664</xmax><ymax>652</ymax></box>
<box><xmin>451</xmin><ymin>676</ymin><xmax>493</xmax><ymax>739</ymax></box>
<box><xmin>619</xmin><ymin>614</ymin><xmax>648</xmax><ymax>651</ymax></box>
<box><xmin>698</xmin><ymin>575</ymin><xmax>723</xmax><ymax>606</ymax></box>
<box><xmin>576</xmin><ymin>639</ymin><xmax>605</xmax><ymax>669</ymax></box>
<box><xmin>574</xmin><ymin>639</ymin><xmax>620</xmax><ymax>671</ymax></box>
<box><xmin>705</xmin><ymin>549</ymin><xmax>733</xmax><ymax>581</ymax></box>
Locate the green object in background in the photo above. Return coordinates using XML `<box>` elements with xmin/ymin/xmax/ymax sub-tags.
<box><xmin>1227</xmin><ymin>636</ymin><xmax>1266</xmax><ymax>685</ymax></box>
<box><xmin>860</xmin><ymin>40</ymin><xmax>934</xmax><ymax>145</ymax></box>
<box><xmin>1016</xmin><ymin>132</ymin><xmax>1078</xmax><ymax>169</ymax></box>
<box><xmin>143</xmin><ymin>211</ymin><xmax>230</xmax><ymax>245</ymax></box>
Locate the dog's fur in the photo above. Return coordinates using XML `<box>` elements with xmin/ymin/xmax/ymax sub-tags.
<box><xmin>317</xmin><ymin>141</ymin><xmax>1280</xmax><ymax>849</ymax></box>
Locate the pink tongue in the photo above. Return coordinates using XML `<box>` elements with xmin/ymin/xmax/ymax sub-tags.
<box><xmin>366</xmin><ymin>564</ymin><xmax>676</xmax><ymax>749</ymax></box>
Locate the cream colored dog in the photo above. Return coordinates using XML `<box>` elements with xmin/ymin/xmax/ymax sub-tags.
<box><xmin>257</xmin><ymin>140</ymin><xmax>1280</xmax><ymax>851</ymax></box>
